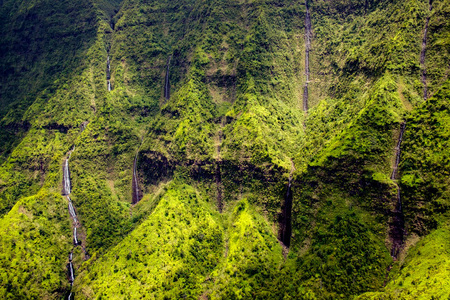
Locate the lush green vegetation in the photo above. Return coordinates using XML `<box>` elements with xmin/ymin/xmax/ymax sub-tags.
<box><xmin>401</xmin><ymin>79</ymin><xmax>450</xmax><ymax>233</ymax></box>
<box><xmin>0</xmin><ymin>191</ymin><xmax>71</xmax><ymax>299</ymax></box>
<box><xmin>75</xmin><ymin>183</ymin><xmax>223</xmax><ymax>299</ymax></box>
<box><xmin>0</xmin><ymin>0</ymin><xmax>450</xmax><ymax>298</ymax></box>
<box><xmin>357</xmin><ymin>223</ymin><xmax>450</xmax><ymax>299</ymax></box>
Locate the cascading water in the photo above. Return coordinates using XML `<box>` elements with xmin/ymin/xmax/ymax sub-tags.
<box><xmin>68</xmin><ymin>198</ymin><xmax>77</xmax><ymax>224</ymax></box>
<box><xmin>164</xmin><ymin>56</ymin><xmax>171</xmax><ymax>100</ymax></box>
<box><xmin>132</xmin><ymin>153</ymin><xmax>141</xmax><ymax>204</ymax></box>
<box><xmin>303</xmin><ymin>0</ymin><xmax>311</xmax><ymax>112</ymax></box>
<box><xmin>73</xmin><ymin>228</ymin><xmax>78</xmax><ymax>245</ymax></box>
<box><xmin>62</xmin><ymin>159</ymin><xmax>71</xmax><ymax>195</ymax></box>
<box><xmin>107</xmin><ymin>53</ymin><xmax>112</xmax><ymax>92</ymax></box>
<box><xmin>68</xmin><ymin>262</ymin><xmax>74</xmax><ymax>282</ymax></box>
<box><xmin>389</xmin><ymin>122</ymin><xmax>406</xmax><ymax>259</ymax></box>
<box><xmin>61</xmin><ymin>146</ymin><xmax>88</xmax><ymax>299</ymax></box>
<box><xmin>420</xmin><ymin>0</ymin><xmax>432</xmax><ymax>101</ymax></box>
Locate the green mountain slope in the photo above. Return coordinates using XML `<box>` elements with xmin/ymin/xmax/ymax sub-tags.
<box><xmin>0</xmin><ymin>0</ymin><xmax>449</xmax><ymax>299</ymax></box>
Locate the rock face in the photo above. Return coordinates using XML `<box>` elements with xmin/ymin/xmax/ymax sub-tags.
<box><xmin>0</xmin><ymin>0</ymin><xmax>450</xmax><ymax>299</ymax></box>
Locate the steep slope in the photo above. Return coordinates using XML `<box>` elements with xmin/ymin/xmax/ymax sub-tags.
<box><xmin>0</xmin><ymin>0</ymin><xmax>99</xmax><ymax>161</ymax></box>
<box><xmin>0</xmin><ymin>0</ymin><xmax>450</xmax><ymax>299</ymax></box>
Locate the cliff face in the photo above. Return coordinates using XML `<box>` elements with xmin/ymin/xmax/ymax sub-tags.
<box><xmin>0</xmin><ymin>0</ymin><xmax>449</xmax><ymax>298</ymax></box>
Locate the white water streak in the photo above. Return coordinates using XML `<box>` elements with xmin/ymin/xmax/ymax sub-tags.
<box><xmin>63</xmin><ymin>159</ymin><xmax>71</xmax><ymax>195</ymax></box>
<box><xmin>69</xmin><ymin>262</ymin><xmax>74</xmax><ymax>282</ymax></box>
<box><xmin>133</xmin><ymin>154</ymin><xmax>139</xmax><ymax>202</ymax></box>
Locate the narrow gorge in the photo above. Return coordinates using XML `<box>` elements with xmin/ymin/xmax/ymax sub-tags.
<box><xmin>1</xmin><ymin>0</ymin><xmax>450</xmax><ymax>298</ymax></box>
<box><xmin>107</xmin><ymin>51</ymin><xmax>111</xmax><ymax>92</ymax></box>
<box><xmin>164</xmin><ymin>56</ymin><xmax>171</xmax><ymax>100</ymax></box>
<box><xmin>389</xmin><ymin>122</ymin><xmax>406</xmax><ymax>259</ymax></box>
<box><xmin>132</xmin><ymin>152</ymin><xmax>141</xmax><ymax>204</ymax></box>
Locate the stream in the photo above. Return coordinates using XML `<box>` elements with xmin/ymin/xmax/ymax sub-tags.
<box><xmin>303</xmin><ymin>0</ymin><xmax>311</xmax><ymax>112</ymax></box>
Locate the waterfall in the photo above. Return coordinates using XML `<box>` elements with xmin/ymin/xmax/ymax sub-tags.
<box><xmin>303</xmin><ymin>0</ymin><xmax>311</xmax><ymax>112</ymax></box>
<box><xmin>391</xmin><ymin>122</ymin><xmax>405</xmax><ymax>180</ymax></box>
<box><xmin>107</xmin><ymin>56</ymin><xmax>111</xmax><ymax>76</ymax></box>
<box><xmin>61</xmin><ymin>148</ymin><xmax>86</xmax><ymax>294</ymax></box>
<box><xmin>68</xmin><ymin>197</ymin><xmax>77</xmax><ymax>224</ymax></box>
<box><xmin>164</xmin><ymin>56</ymin><xmax>171</xmax><ymax>100</ymax></box>
<box><xmin>68</xmin><ymin>262</ymin><xmax>74</xmax><ymax>282</ymax></box>
<box><xmin>420</xmin><ymin>0</ymin><xmax>432</xmax><ymax>101</ymax></box>
<box><xmin>389</xmin><ymin>122</ymin><xmax>406</xmax><ymax>259</ymax></box>
<box><xmin>132</xmin><ymin>153</ymin><xmax>141</xmax><ymax>204</ymax></box>
<box><xmin>107</xmin><ymin>53</ymin><xmax>112</xmax><ymax>92</ymax></box>
<box><xmin>73</xmin><ymin>227</ymin><xmax>78</xmax><ymax>245</ymax></box>
<box><xmin>62</xmin><ymin>159</ymin><xmax>71</xmax><ymax>195</ymax></box>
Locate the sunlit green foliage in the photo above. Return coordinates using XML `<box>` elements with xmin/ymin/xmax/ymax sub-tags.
<box><xmin>0</xmin><ymin>0</ymin><xmax>450</xmax><ymax>299</ymax></box>
<box><xmin>0</xmin><ymin>191</ymin><xmax>71</xmax><ymax>299</ymax></box>
<box><xmin>207</xmin><ymin>199</ymin><xmax>283</xmax><ymax>299</ymax></box>
<box><xmin>357</xmin><ymin>224</ymin><xmax>450</xmax><ymax>299</ymax></box>
<box><xmin>75</xmin><ymin>184</ymin><xmax>223</xmax><ymax>299</ymax></box>
<box><xmin>401</xmin><ymin>79</ymin><xmax>450</xmax><ymax>234</ymax></box>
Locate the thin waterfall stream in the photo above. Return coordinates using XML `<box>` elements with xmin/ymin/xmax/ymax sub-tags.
<box><xmin>164</xmin><ymin>56</ymin><xmax>171</xmax><ymax>100</ymax></box>
<box><xmin>389</xmin><ymin>122</ymin><xmax>406</xmax><ymax>260</ymax></box>
<box><xmin>303</xmin><ymin>0</ymin><xmax>311</xmax><ymax>112</ymax></box>
<box><xmin>107</xmin><ymin>52</ymin><xmax>112</xmax><ymax>92</ymax></box>
<box><xmin>420</xmin><ymin>0</ymin><xmax>432</xmax><ymax>101</ymax></box>
<box><xmin>132</xmin><ymin>152</ymin><xmax>142</xmax><ymax>204</ymax></box>
<box><xmin>106</xmin><ymin>48</ymin><xmax>111</xmax><ymax>92</ymax></box>
<box><xmin>61</xmin><ymin>146</ymin><xmax>88</xmax><ymax>299</ymax></box>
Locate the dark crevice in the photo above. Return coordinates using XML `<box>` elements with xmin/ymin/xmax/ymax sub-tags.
<box><xmin>279</xmin><ymin>162</ymin><xmax>295</xmax><ymax>248</ymax></box>
<box><xmin>215</xmin><ymin>161</ymin><xmax>223</xmax><ymax>213</ymax></box>
<box><xmin>279</xmin><ymin>176</ymin><xmax>293</xmax><ymax>248</ymax></box>
<box><xmin>107</xmin><ymin>47</ymin><xmax>112</xmax><ymax>92</ymax></box>
<box><xmin>164</xmin><ymin>56</ymin><xmax>171</xmax><ymax>101</ymax></box>
<box><xmin>215</xmin><ymin>117</ymin><xmax>225</xmax><ymax>213</ymax></box>
<box><xmin>132</xmin><ymin>152</ymin><xmax>142</xmax><ymax>204</ymax></box>
<box><xmin>389</xmin><ymin>122</ymin><xmax>406</xmax><ymax>260</ymax></box>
